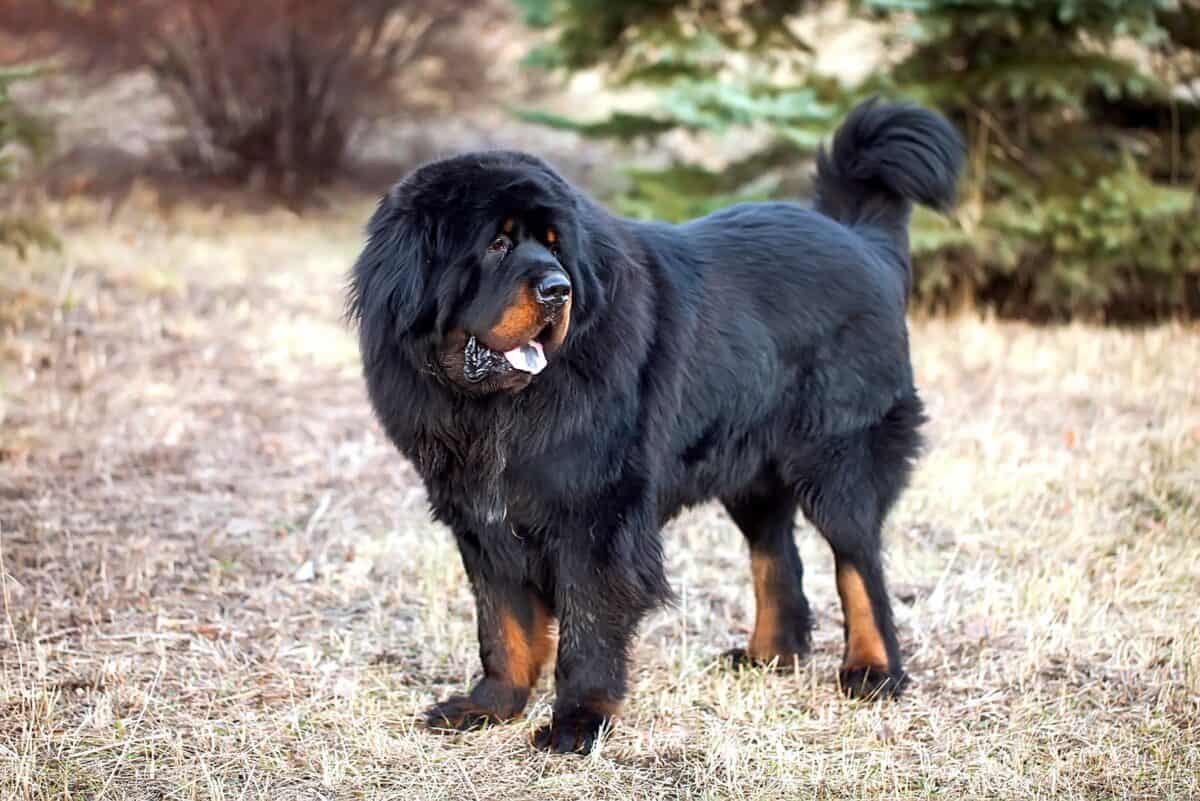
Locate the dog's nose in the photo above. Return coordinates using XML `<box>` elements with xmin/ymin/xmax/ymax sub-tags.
<box><xmin>535</xmin><ymin>273</ymin><xmax>571</xmax><ymax>307</ymax></box>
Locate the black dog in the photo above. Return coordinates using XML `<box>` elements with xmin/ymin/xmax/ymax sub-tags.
<box><xmin>348</xmin><ymin>99</ymin><xmax>964</xmax><ymax>754</ymax></box>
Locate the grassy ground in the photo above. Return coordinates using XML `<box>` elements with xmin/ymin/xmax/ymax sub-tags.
<box><xmin>1</xmin><ymin>196</ymin><xmax>1197</xmax><ymax>800</ymax></box>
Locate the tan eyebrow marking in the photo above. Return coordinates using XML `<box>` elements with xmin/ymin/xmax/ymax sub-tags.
<box><xmin>503</xmin><ymin>218</ymin><xmax>515</xmax><ymax>234</ymax></box>
<box><xmin>546</xmin><ymin>227</ymin><xmax>557</xmax><ymax>244</ymax></box>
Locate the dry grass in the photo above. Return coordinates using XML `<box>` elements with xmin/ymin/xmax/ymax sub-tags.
<box><xmin>1</xmin><ymin>196</ymin><xmax>1198</xmax><ymax>800</ymax></box>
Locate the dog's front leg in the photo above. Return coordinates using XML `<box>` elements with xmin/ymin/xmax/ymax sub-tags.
<box><xmin>425</xmin><ymin>531</ymin><xmax>555</xmax><ymax>731</ymax></box>
<box><xmin>531</xmin><ymin>585</ymin><xmax>638</xmax><ymax>753</ymax></box>
<box><xmin>533</xmin><ymin>497</ymin><xmax>669</xmax><ymax>754</ymax></box>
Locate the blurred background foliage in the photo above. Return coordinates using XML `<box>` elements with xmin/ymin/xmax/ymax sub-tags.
<box><xmin>0</xmin><ymin>64</ymin><xmax>56</xmax><ymax>256</ymax></box>
<box><xmin>1</xmin><ymin>1</ymin><xmax>1197</xmax><ymax>321</ymax></box>
<box><xmin>517</xmin><ymin>0</ymin><xmax>1200</xmax><ymax>321</ymax></box>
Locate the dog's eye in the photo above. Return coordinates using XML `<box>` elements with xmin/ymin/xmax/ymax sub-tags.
<box><xmin>487</xmin><ymin>235</ymin><xmax>510</xmax><ymax>255</ymax></box>
<box><xmin>549</xmin><ymin>243</ymin><xmax>561</xmax><ymax>258</ymax></box>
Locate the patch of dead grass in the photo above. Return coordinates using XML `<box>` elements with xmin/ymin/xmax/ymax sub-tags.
<box><xmin>1</xmin><ymin>198</ymin><xmax>1198</xmax><ymax>800</ymax></box>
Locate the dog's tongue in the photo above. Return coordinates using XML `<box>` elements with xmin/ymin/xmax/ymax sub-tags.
<box><xmin>503</xmin><ymin>341</ymin><xmax>547</xmax><ymax>374</ymax></box>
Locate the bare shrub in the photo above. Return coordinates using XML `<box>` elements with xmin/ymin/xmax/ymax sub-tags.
<box><xmin>1</xmin><ymin>1</ymin><xmax>500</xmax><ymax>193</ymax></box>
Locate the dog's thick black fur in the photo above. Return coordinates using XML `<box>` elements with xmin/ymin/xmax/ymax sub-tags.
<box><xmin>348</xmin><ymin>99</ymin><xmax>964</xmax><ymax>754</ymax></box>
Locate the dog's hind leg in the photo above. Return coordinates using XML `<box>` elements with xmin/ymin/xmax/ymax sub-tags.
<box><xmin>722</xmin><ymin>479</ymin><xmax>812</xmax><ymax>669</ymax></box>
<box><xmin>794</xmin><ymin>396</ymin><xmax>923</xmax><ymax>699</ymax></box>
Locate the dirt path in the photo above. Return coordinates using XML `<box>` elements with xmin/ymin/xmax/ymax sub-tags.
<box><xmin>1</xmin><ymin>198</ymin><xmax>1198</xmax><ymax>800</ymax></box>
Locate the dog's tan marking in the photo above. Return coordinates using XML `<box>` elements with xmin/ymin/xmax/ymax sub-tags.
<box><xmin>498</xmin><ymin>601</ymin><xmax>554</xmax><ymax>688</ymax></box>
<box><xmin>747</xmin><ymin>551</ymin><xmax>783</xmax><ymax>660</ymax></box>
<box><xmin>835</xmin><ymin>564</ymin><xmax>888</xmax><ymax>670</ymax></box>
<box><xmin>543</xmin><ymin>295</ymin><xmax>571</xmax><ymax>352</ymax></box>
<box><xmin>546</xmin><ymin>227</ymin><xmax>557</xmax><ymax>244</ymax></box>
<box><xmin>589</xmin><ymin>697</ymin><xmax>621</xmax><ymax>718</ymax></box>
<box><xmin>503</xmin><ymin>217</ymin><xmax>515</xmax><ymax>234</ymax></box>
<box><xmin>489</xmin><ymin>285</ymin><xmax>542</xmax><ymax>347</ymax></box>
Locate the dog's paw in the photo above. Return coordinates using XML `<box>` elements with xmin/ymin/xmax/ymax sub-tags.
<box><xmin>532</xmin><ymin>709</ymin><xmax>608</xmax><ymax>754</ymax></box>
<box><xmin>423</xmin><ymin>695</ymin><xmax>503</xmax><ymax>732</ymax></box>
<box><xmin>720</xmin><ymin>648</ymin><xmax>804</xmax><ymax>673</ymax></box>
<box><xmin>838</xmin><ymin>665</ymin><xmax>909</xmax><ymax>700</ymax></box>
<box><xmin>721</xmin><ymin>647</ymin><xmax>756</xmax><ymax>669</ymax></box>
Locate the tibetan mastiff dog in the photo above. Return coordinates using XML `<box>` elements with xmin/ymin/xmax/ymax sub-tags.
<box><xmin>348</xmin><ymin>99</ymin><xmax>964</xmax><ymax>753</ymax></box>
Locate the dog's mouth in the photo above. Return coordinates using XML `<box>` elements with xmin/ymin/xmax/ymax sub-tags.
<box><xmin>450</xmin><ymin>286</ymin><xmax>571</xmax><ymax>392</ymax></box>
<box><xmin>463</xmin><ymin>327</ymin><xmax>551</xmax><ymax>383</ymax></box>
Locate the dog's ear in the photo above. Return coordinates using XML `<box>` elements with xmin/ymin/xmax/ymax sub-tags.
<box><xmin>347</xmin><ymin>197</ymin><xmax>432</xmax><ymax>366</ymax></box>
<box><xmin>567</xmin><ymin>195</ymin><xmax>623</xmax><ymax>326</ymax></box>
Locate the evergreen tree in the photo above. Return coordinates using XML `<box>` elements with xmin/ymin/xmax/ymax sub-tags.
<box><xmin>517</xmin><ymin>0</ymin><xmax>1199</xmax><ymax>320</ymax></box>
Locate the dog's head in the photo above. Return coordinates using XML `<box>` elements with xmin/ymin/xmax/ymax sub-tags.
<box><xmin>348</xmin><ymin>152</ymin><xmax>605</xmax><ymax>396</ymax></box>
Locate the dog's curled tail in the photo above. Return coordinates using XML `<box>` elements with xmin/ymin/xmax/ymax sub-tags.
<box><xmin>814</xmin><ymin>98</ymin><xmax>964</xmax><ymax>233</ymax></box>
